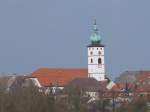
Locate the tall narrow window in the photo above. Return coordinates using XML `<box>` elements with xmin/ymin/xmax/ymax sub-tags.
<box><xmin>98</xmin><ymin>51</ymin><xmax>101</xmax><ymax>55</ymax></box>
<box><xmin>90</xmin><ymin>51</ymin><xmax>93</xmax><ymax>55</ymax></box>
<box><xmin>91</xmin><ymin>58</ymin><xmax>93</xmax><ymax>63</ymax></box>
<box><xmin>98</xmin><ymin>58</ymin><xmax>101</xmax><ymax>64</ymax></box>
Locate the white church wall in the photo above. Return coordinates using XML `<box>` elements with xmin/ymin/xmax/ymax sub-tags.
<box><xmin>88</xmin><ymin>46</ymin><xmax>105</xmax><ymax>81</ymax></box>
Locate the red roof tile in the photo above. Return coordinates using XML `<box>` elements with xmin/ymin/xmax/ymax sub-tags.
<box><xmin>137</xmin><ymin>71</ymin><xmax>150</xmax><ymax>82</ymax></box>
<box><xmin>32</xmin><ymin>68</ymin><xmax>88</xmax><ymax>87</ymax></box>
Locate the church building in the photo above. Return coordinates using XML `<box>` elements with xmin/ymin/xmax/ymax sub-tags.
<box><xmin>88</xmin><ymin>19</ymin><xmax>105</xmax><ymax>81</ymax></box>
<box><xmin>32</xmin><ymin>20</ymin><xmax>106</xmax><ymax>88</ymax></box>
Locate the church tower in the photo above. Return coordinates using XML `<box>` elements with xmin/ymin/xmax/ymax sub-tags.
<box><xmin>88</xmin><ymin>20</ymin><xmax>105</xmax><ymax>81</ymax></box>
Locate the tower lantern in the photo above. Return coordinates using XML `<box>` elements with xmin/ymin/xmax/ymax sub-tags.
<box><xmin>87</xmin><ymin>19</ymin><xmax>105</xmax><ymax>81</ymax></box>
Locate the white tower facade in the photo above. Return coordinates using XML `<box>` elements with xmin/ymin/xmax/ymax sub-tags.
<box><xmin>88</xmin><ymin>20</ymin><xmax>105</xmax><ymax>81</ymax></box>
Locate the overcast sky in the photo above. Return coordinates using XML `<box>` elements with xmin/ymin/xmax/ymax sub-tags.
<box><xmin>0</xmin><ymin>0</ymin><xmax>149</xmax><ymax>79</ymax></box>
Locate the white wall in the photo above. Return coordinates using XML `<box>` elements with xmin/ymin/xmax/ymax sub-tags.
<box><xmin>88</xmin><ymin>47</ymin><xmax>105</xmax><ymax>81</ymax></box>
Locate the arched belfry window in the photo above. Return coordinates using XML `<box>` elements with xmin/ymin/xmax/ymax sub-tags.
<box><xmin>91</xmin><ymin>58</ymin><xmax>93</xmax><ymax>63</ymax></box>
<box><xmin>98</xmin><ymin>58</ymin><xmax>101</xmax><ymax>64</ymax></box>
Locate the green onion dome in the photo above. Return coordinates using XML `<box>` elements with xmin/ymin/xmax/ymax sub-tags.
<box><xmin>90</xmin><ymin>19</ymin><xmax>102</xmax><ymax>44</ymax></box>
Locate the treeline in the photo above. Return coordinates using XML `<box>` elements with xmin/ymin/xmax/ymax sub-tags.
<box><xmin>0</xmin><ymin>85</ymin><xmax>90</xmax><ymax>112</ymax></box>
<box><xmin>116</xmin><ymin>97</ymin><xmax>150</xmax><ymax>112</ymax></box>
<box><xmin>0</xmin><ymin>84</ymin><xmax>149</xmax><ymax>112</ymax></box>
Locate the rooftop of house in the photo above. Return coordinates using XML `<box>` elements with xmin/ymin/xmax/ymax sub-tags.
<box><xmin>115</xmin><ymin>70</ymin><xmax>150</xmax><ymax>83</ymax></box>
<box><xmin>66</xmin><ymin>77</ymin><xmax>103</xmax><ymax>92</ymax></box>
<box><xmin>32</xmin><ymin>68</ymin><xmax>88</xmax><ymax>87</ymax></box>
<box><xmin>0</xmin><ymin>75</ymin><xmax>37</xmax><ymax>91</ymax></box>
<box><xmin>115</xmin><ymin>71</ymin><xmax>150</xmax><ymax>93</ymax></box>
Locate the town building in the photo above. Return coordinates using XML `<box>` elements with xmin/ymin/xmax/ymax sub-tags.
<box><xmin>87</xmin><ymin>19</ymin><xmax>105</xmax><ymax>81</ymax></box>
<box><xmin>32</xmin><ymin>68</ymin><xmax>87</xmax><ymax>88</ymax></box>
<box><xmin>115</xmin><ymin>70</ymin><xmax>150</xmax><ymax>96</ymax></box>
<box><xmin>0</xmin><ymin>20</ymin><xmax>149</xmax><ymax>103</ymax></box>
<box><xmin>32</xmin><ymin>20</ymin><xmax>107</xmax><ymax>89</ymax></box>
<box><xmin>0</xmin><ymin>75</ymin><xmax>41</xmax><ymax>92</ymax></box>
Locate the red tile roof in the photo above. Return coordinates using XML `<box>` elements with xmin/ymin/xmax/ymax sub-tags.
<box><xmin>32</xmin><ymin>68</ymin><xmax>88</xmax><ymax>87</ymax></box>
<box><xmin>135</xmin><ymin>85</ymin><xmax>150</xmax><ymax>92</ymax></box>
<box><xmin>136</xmin><ymin>71</ymin><xmax>150</xmax><ymax>82</ymax></box>
<box><xmin>135</xmin><ymin>71</ymin><xmax>150</xmax><ymax>92</ymax></box>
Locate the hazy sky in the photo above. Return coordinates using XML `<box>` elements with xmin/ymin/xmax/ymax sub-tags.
<box><xmin>0</xmin><ymin>0</ymin><xmax>150</xmax><ymax>79</ymax></box>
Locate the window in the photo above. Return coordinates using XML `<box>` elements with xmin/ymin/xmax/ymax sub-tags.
<box><xmin>98</xmin><ymin>58</ymin><xmax>101</xmax><ymax>64</ymax></box>
<box><xmin>90</xmin><ymin>51</ymin><xmax>93</xmax><ymax>55</ymax></box>
<box><xmin>91</xmin><ymin>58</ymin><xmax>93</xmax><ymax>63</ymax></box>
<box><xmin>98</xmin><ymin>51</ymin><xmax>101</xmax><ymax>55</ymax></box>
